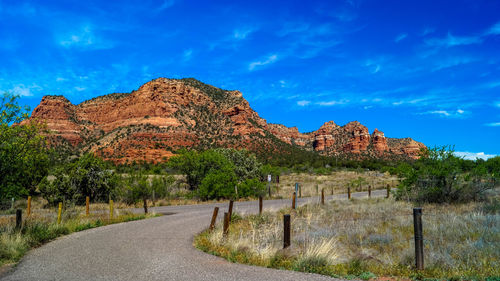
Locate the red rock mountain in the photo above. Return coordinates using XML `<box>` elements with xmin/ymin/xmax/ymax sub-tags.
<box><xmin>28</xmin><ymin>78</ymin><xmax>426</xmax><ymax>163</ymax></box>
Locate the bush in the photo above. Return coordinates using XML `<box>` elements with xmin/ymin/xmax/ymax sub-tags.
<box><xmin>39</xmin><ymin>153</ymin><xmax>118</xmax><ymax>205</ymax></box>
<box><xmin>395</xmin><ymin>146</ymin><xmax>498</xmax><ymax>203</ymax></box>
<box><xmin>198</xmin><ymin>168</ymin><xmax>238</xmax><ymax>200</ymax></box>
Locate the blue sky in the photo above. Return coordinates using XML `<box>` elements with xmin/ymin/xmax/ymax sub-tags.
<box><xmin>1</xmin><ymin>0</ymin><xmax>499</xmax><ymax>159</ymax></box>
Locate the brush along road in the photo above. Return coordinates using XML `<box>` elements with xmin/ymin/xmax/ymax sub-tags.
<box><xmin>1</xmin><ymin>190</ymin><xmax>387</xmax><ymax>281</ymax></box>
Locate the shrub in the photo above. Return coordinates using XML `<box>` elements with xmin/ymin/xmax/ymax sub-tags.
<box><xmin>395</xmin><ymin>146</ymin><xmax>498</xmax><ymax>203</ymax></box>
<box><xmin>39</xmin><ymin>153</ymin><xmax>118</xmax><ymax>205</ymax></box>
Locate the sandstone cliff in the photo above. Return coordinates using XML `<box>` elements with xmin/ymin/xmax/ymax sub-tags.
<box><xmin>28</xmin><ymin>78</ymin><xmax>426</xmax><ymax>163</ymax></box>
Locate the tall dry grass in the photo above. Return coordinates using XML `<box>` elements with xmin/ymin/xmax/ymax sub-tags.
<box><xmin>196</xmin><ymin>197</ymin><xmax>499</xmax><ymax>279</ymax></box>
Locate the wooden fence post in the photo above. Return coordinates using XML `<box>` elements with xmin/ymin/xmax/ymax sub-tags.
<box><xmin>348</xmin><ymin>187</ymin><xmax>351</xmax><ymax>200</ymax></box>
<box><xmin>223</xmin><ymin>212</ymin><xmax>230</xmax><ymax>237</ymax></box>
<box><xmin>228</xmin><ymin>200</ymin><xmax>234</xmax><ymax>220</ymax></box>
<box><xmin>368</xmin><ymin>185</ymin><xmax>371</xmax><ymax>198</ymax></box>
<box><xmin>109</xmin><ymin>200</ymin><xmax>114</xmax><ymax>220</ymax></box>
<box><xmin>57</xmin><ymin>202</ymin><xmax>62</xmax><ymax>224</ymax></box>
<box><xmin>143</xmin><ymin>198</ymin><xmax>148</xmax><ymax>214</ymax></box>
<box><xmin>321</xmin><ymin>189</ymin><xmax>325</xmax><ymax>205</ymax></box>
<box><xmin>413</xmin><ymin>208</ymin><xmax>424</xmax><ymax>270</ymax></box>
<box><xmin>283</xmin><ymin>214</ymin><xmax>291</xmax><ymax>248</ymax></box>
<box><xmin>27</xmin><ymin>196</ymin><xmax>31</xmax><ymax>216</ymax></box>
<box><xmin>259</xmin><ymin>196</ymin><xmax>263</xmax><ymax>215</ymax></box>
<box><xmin>16</xmin><ymin>209</ymin><xmax>22</xmax><ymax>230</ymax></box>
<box><xmin>209</xmin><ymin>207</ymin><xmax>219</xmax><ymax>230</ymax></box>
<box><xmin>86</xmin><ymin>196</ymin><xmax>90</xmax><ymax>216</ymax></box>
<box><xmin>292</xmin><ymin>192</ymin><xmax>296</xmax><ymax>209</ymax></box>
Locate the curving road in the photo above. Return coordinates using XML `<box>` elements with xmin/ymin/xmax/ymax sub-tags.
<box><xmin>1</xmin><ymin>190</ymin><xmax>387</xmax><ymax>281</ymax></box>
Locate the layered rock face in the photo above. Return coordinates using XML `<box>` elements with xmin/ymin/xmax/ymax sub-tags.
<box><xmin>28</xmin><ymin>78</ymin><xmax>425</xmax><ymax>163</ymax></box>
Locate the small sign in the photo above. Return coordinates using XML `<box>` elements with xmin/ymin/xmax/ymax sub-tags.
<box><xmin>267</xmin><ymin>175</ymin><xmax>272</xmax><ymax>182</ymax></box>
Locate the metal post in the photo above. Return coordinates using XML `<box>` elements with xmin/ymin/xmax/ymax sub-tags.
<box><xmin>348</xmin><ymin>187</ymin><xmax>351</xmax><ymax>200</ymax></box>
<box><xmin>223</xmin><ymin>212</ymin><xmax>230</xmax><ymax>236</ymax></box>
<box><xmin>283</xmin><ymin>214</ymin><xmax>291</xmax><ymax>248</ymax></box>
<box><xmin>292</xmin><ymin>192</ymin><xmax>296</xmax><ymax>209</ymax></box>
<box><xmin>413</xmin><ymin>208</ymin><xmax>424</xmax><ymax>270</ymax></box>
<box><xmin>27</xmin><ymin>196</ymin><xmax>31</xmax><ymax>216</ymax></box>
<box><xmin>16</xmin><ymin>209</ymin><xmax>22</xmax><ymax>230</ymax></box>
<box><xmin>259</xmin><ymin>196</ymin><xmax>263</xmax><ymax>215</ymax></box>
<box><xmin>209</xmin><ymin>207</ymin><xmax>219</xmax><ymax>230</ymax></box>
<box><xmin>321</xmin><ymin>189</ymin><xmax>325</xmax><ymax>205</ymax></box>
<box><xmin>368</xmin><ymin>185</ymin><xmax>371</xmax><ymax>198</ymax></box>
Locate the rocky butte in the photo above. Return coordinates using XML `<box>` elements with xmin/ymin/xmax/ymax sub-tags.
<box><xmin>27</xmin><ymin>78</ymin><xmax>426</xmax><ymax>163</ymax></box>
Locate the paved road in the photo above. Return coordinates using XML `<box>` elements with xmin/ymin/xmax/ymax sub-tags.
<box><xmin>1</xmin><ymin>190</ymin><xmax>387</xmax><ymax>281</ymax></box>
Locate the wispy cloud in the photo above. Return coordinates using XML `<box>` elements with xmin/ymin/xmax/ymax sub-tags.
<box><xmin>317</xmin><ymin>99</ymin><xmax>349</xmax><ymax>106</ymax></box>
<box><xmin>454</xmin><ymin>151</ymin><xmax>497</xmax><ymax>160</ymax></box>
<box><xmin>297</xmin><ymin>100</ymin><xmax>311</xmax><ymax>106</ymax></box>
<box><xmin>183</xmin><ymin>49</ymin><xmax>193</xmax><ymax>61</ymax></box>
<box><xmin>394</xmin><ymin>33</ymin><xmax>408</xmax><ymax>43</ymax></box>
<box><xmin>483</xmin><ymin>80</ymin><xmax>500</xmax><ymax>88</ymax></box>
<box><xmin>365</xmin><ymin>59</ymin><xmax>382</xmax><ymax>74</ymax></box>
<box><xmin>233</xmin><ymin>27</ymin><xmax>257</xmax><ymax>40</ymax></box>
<box><xmin>9</xmin><ymin>84</ymin><xmax>42</xmax><ymax>97</ymax></box>
<box><xmin>425</xmin><ymin>33</ymin><xmax>483</xmax><ymax>47</ymax></box>
<box><xmin>432</xmin><ymin>57</ymin><xmax>476</xmax><ymax>71</ymax></box>
<box><xmin>485</xmin><ymin>122</ymin><xmax>500</xmax><ymax>127</ymax></box>
<box><xmin>158</xmin><ymin>0</ymin><xmax>175</xmax><ymax>11</ymax></box>
<box><xmin>420</xmin><ymin>109</ymin><xmax>467</xmax><ymax>118</ymax></box>
<box><xmin>58</xmin><ymin>25</ymin><xmax>113</xmax><ymax>49</ymax></box>
<box><xmin>248</xmin><ymin>54</ymin><xmax>278</xmax><ymax>71</ymax></box>
<box><xmin>421</xmin><ymin>27</ymin><xmax>435</xmax><ymax>36</ymax></box>
<box><xmin>485</xmin><ymin>21</ymin><xmax>500</xmax><ymax>35</ymax></box>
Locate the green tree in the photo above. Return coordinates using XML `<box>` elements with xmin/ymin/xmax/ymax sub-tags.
<box><xmin>39</xmin><ymin>153</ymin><xmax>117</xmax><ymax>205</ymax></box>
<box><xmin>395</xmin><ymin>146</ymin><xmax>498</xmax><ymax>203</ymax></box>
<box><xmin>0</xmin><ymin>93</ymin><xmax>49</xmax><ymax>200</ymax></box>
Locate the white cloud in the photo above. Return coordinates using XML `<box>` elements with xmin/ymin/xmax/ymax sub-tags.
<box><xmin>317</xmin><ymin>99</ymin><xmax>349</xmax><ymax>106</ymax></box>
<box><xmin>484</xmin><ymin>81</ymin><xmax>500</xmax><ymax>89</ymax></box>
<box><xmin>432</xmin><ymin>57</ymin><xmax>476</xmax><ymax>71</ymax></box>
<box><xmin>248</xmin><ymin>54</ymin><xmax>278</xmax><ymax>71</ymax></box>
<box><xmin>425</xmin><ymin>33</ymin><xmax>483</xmax><ymax>47</ymax></box>
<box><xmin>297</xmin><ymin>100</ymin><xmax>311</xmax><ymax>106</ymax></box>
<box><xmin>420</xmin><ymin>109</ymin><xmax>467</xmax><ymax>118</ymax></box>
<box><xmin>158</xmin><ymin>0</ymin><xmax>175</xmax><ymax>11</ymax></box>
<box><xmin>421</xmin><ymin>27</ymin><xmax>435</xmax><ymax>36</ymax></box>
<box><xmin>394</xmin><ymin>33</ymin><xmax>408</xmax><ymax>43</ymax></box>
<box><xmin>9</xmin><ymin>84</ymin><xmax>42</xmax><ymax>97</ymax></box>
<box><xmin>74</xmin><ymin>86</ymin><xmax>86</xmax><ymax>91</ymax></box>
<box><xmin>233</xmin><ymin>27</ymin><xmax>257</xmax><ymax>40</ymax></box>
<box><xmin>454</xmin><ymin>151</ymin><xmax>497</xmax><ymax>160</ymax></box>
<box><xmin>485</xmin><ymin>122</ymin><xmax>500</xmax><ymax>127</ymax></box>
<box><xmin>485</xmin><ymin>21</ymin><xmax>500</xmax><ymax>35</ymax></box>
<box><xmin>58</xmin><ymin>25</ymin><xmax>113</xmax><ymax>49</ymax></box>
<box><xmin>183</xmin><ymin>49</ymin><xmax>193</xmax><ymax>61</ymax></box>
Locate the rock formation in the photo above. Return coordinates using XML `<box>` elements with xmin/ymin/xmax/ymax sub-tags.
<box><xmin>27</xmin><ymin>78</ymin><xmax>426</xmax><ymax>163</ymax></box>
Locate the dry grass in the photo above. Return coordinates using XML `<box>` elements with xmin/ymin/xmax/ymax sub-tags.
<box><xmin>196</xmin><ymin>197</ymin><xmax>499</xmax><ymax>280</ymax></box>
<box><xmin>274</xmin><ymin>170</ymin><xmax>399</xmax><ymax>198</ymax></box>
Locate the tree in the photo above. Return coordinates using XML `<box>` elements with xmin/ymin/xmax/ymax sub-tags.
<box><xmin>39</xmin><ymin>153</ymin><xmax>117</xmax><ymax>205</ymax></box>
<box><xmin>0</xmin><ymin>93</ymin><xmax>49</xmax><ymax>200</ymax></box>
<box><xmin>394</xmin><ymin>146</ymin><xmax>498</xmax><ymax>203</ymax></box>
